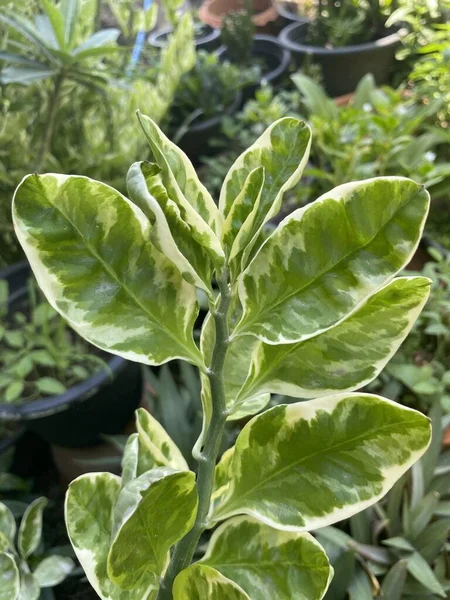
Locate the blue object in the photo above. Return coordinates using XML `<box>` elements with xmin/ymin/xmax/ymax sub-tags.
<box><xmin>127</xmin><ymin>0</ymin><xmax>153</xmax><ymax>75</ymax></box>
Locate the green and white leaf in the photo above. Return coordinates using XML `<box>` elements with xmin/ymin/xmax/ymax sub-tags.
<box><xmin>239</xmin><ymin>277</ymin><xmax>431</xmax><ymax>400</ymax></box>
<box><xmin>127</xmin><ymin>162</ymin><xmax>215</xmax><ymax>293</ymax></box>
<box><xmin>137</xmin><ymin>112</ymin><xmax>224</xmax><ymax>258</ymax></box>
<box><xmin>235</xmin><ymin>177</ymin><xmax>429</xmax><ymax>344</ymax></box>
<box><xmin>173</xmin><ymin>564</ymin><xmax>250</xmax><ymax>600</ymax></box>
<box><xmin>219</xmin><ymin>117</ymin><xmax>312</xmax><ymax>270</ymax></box>
<box><xmin>17</xmin><ymin>569</ymin><xmax>39</xmax><ymax>600</ymax></box>
<box><xmin>33</xmin><ymin>555</ymin><xmax>74</xmax><ymax>587</ymax></box>
<box><xmin>201</xmin><ymin>516</ymin><xmax>333</xmax><ymax>600</ymax></box>
<box><xmin>65</xmin><ymin>473</ymin><xmax>156</xmax><ymax>600</ymax></box>
<box><xmin>135</xmin><ymin>407</ymin><xmax>188</xmax><ymax>474</ymax></box>
<box><xmin>108</xmin><ymin>470</ymin><xmax>198</xmax><ymax>590</ymax></box>
<box><xmin>0</xmin><ymin>503</ymin><xmax>16</xmax><ymax>545</ymax></box>
<box><xmin>13</xmin><ymin>173</ymin><xmax>203</xmax><ymax>367</ymax></box>
<box><xmin>18</xmin><ymin>497</ymin><xmax>47</xmax><ymax>559</ymax></box>
<box><xmin>0</xmin><ymin>552</ymin><xmax>20</xmax><ymax>600</ymax></box>
<box><xmin>121</xmin><ymin>433</ymin><xmax>139</xmax><ymax>487</ymax></box>
<box><xmin>210</xmin><ymin>394</ymin><xmax>431</xmax><ymax>531</ymax></box>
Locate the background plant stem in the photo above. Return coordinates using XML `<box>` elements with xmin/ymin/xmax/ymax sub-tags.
<box><xmin>156</xmin><ymin>271</ymin><xmax>231</xmax><ymax>600</ymax></box>
<box><xmin>35</xmin><ymin>73</ymin><xmax>65</xmax><ymax>173</ymax></box>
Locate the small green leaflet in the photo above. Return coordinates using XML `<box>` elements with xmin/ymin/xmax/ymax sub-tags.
<box><xmin>18</xmin><ymin>497</ymin><xmax>47</xmax><ymax>559</ymax></box>
<box><xmin>238</xmin><ymin>277</ymin><xmax>431</xmax><ymax>400</ymax></box>
<box><xmin>108</xmin><ymin>470</ymin><xmax>198</xmax><ymax>590</ymax></box>
<box><xmin>0</xmin><ymin>503</ymin><xmax>16</xmax><ymax>544</ymax></box>
<box><xmin>200</xmin><ymin>516</ymin><xmax>333</xmax><ymax>600</ymax></box>
<box><xmin>235</xmin><ymin>177</ymin><xmax>429</xmax><ymax>344</ymax></box>
<box><xmin>173</xmin><ymin>564</ymin><xmax>250</xmax><ymax>600</ymax></box>
<box><xmin>210</xmin><ymin>394</ymin><xmax>431</xmax><ymax>531</ymax></box>
<box><xmin>13</xmin><ymin>173</ymin><xmax>203</xmax><ymax>367</ymax></box>
<box><xmin>33</xmin><ymin>555</ymin><xmax>74</xmax><ymax>587</ymax></box>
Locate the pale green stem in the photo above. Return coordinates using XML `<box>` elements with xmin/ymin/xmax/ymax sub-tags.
<box><xmin>156</xmin><ymin>271</ymin><xmax>231</xmax><ymax>600</ymax></box>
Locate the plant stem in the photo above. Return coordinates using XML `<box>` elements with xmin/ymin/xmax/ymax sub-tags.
<box><xmin>35</xmin><ymin>72</ymin><xmax>65</xmax><ymax>173</ymax></box>
<box><xmin>156</xmin><ymin>271</ymin><xmax>232</xmax><ymax>600</ymax></box>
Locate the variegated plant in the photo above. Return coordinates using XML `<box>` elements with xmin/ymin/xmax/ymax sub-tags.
<box><xmin>12</xmin><ymin>113</ymin><xmax>433</xmax><ymax>600</ymax></box>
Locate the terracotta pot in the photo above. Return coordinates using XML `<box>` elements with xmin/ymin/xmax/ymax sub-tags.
<box><xmin>199</xmin><ymin>0</ymin><xmax>278</xmax><ymax>31</ymax></box>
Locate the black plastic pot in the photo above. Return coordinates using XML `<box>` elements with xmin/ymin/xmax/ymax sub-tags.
<box><xmin>148</xmin><ymin>23</ymin><xmax>221</xmax><ymax>52</ymax></box>
<box><xmin>0</xmin><ymin>260</ymin><xmax>29</xmax><ymax>298</ymax></box>
<box><xmin>276</xmin><ymin>2</ymin><xmax>309</xmax><ymax>26</ymax></box>
<box><xmin>279</xmin><ymin>21</ymin><xmax>403</xmax><ymax>97</ymax></box>
<box><xmin>218</xmin><ymin>35</ymin><xmax>291</xmax><ymax>99</ymax></box>
<box><xmin>176</xmin><ymin>90</ymin><xmax>243</xmax><ymax>161</ymax></box>
<box><xmin>0</xmin><ymin>286</ymin><xmax>142</xmax><ymax>448</ymax></box>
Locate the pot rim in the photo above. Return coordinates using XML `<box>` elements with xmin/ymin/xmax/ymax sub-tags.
<box><xmin>148</xmin><ymin>23</ymin><xmax>220</xmax><ymax>48</ymax></box>
<box><xmin>279</xmin><ymin>21</ymin><xmax>404</xmax><ymax>55</ymax></box>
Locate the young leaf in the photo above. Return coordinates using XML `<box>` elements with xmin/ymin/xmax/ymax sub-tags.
<box><xmin>239</xmin><ymin>277</ymin><xmax>431</xmax><ymax>399</ymax></box>
<box><xmin>33</xmin><ymin>555</ymin><xmax>74</xmax><ymax>587</ymax></box>
<box><xmin>173</xmin><ymin>564</ymin><xmax>250</xmax><ymax>600</ymax></box>
<box><xmin>17</xmin><ymin>571</ymin><xmax>39</xmax><ymax>600</ymax></box>
<box><xmin>137</xmin><ymin>112</ymin><xmax>223</xmax><ymax>243</ymax></box>
<box><xmin>18</xmin><ymin>497</ymin><xmax>48</xmax><ymax>559</ymax></box>
<box><xmin>127</xmin><ymin>161</ymin><xmax>215</xmax><ymax>294</ymax></box>
<box><xmin>235</xmin><ymin>177</ymin><xmax>429</xmax><ymax>344</ymax></box>
<box><xmin>0</xmin><ymin>552</ymin><xmax>20</xmax><ymax>600</ymax></box>
<box><xmin>107</xmin><ymin>470</ymin><xmax>198</xmax><ymax>590</ymax></box>
<box><xmin>210</xmin><ymin>394</ymin><xmax>431</xmax><ymax>531</ymax></box>
<box><xmin>121</xmin><ymin>434</ymin><xmax>139</xmax><ymax>487</ymax></box>
<box><xmin>407</xmin><ymin>552</ymin><xmax>446</xmax><ymax>598</ymax></box>
<box><xmin>13</xmin><ymin>173</ymin><xmax>203</xmax><ymax>367</ymax></box>
<box><xmin>380</xmin><ymin>559</ymin><xmax>408</xmax><ymax>600</ymax></box>
<box><xmin>135</xmin><ymin>407</ymin><xmax>189</xmax><ymax>474</ymax></box>
<box><xmin>200</xmin><ymin>516</ymin><xmax>333</xmax><ymax>600</ymax></box>
<box><xmin>0</xmin><ymin>503</ymin><xmax>17</xmax><ymax>544</ymax></box>
<box><xmin>65</xmin><ymin>473</ymin><xmax>156</xmax><ymax>600</ymax></box>
<box><xmin>36</xmin><ymin>377</ymin><xmax>66</xmax><ymax>396</ymax></box>
<box><xmin>41</xmin><ymin>0</ymin><xmax>66</xmax><ymax>49</ymax></box>
<box><xmin>219</xmin><ymin>117</ymin><xmax>312</xmax><ymax>269</ymax></box>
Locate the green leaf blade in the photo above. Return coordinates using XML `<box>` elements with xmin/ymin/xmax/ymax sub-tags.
<box><xmin>201</xmin><ymin>516</ymin><xmax>333</xmax><ymax>600</ymax></box>
<box><xmin>211</xmin><ymin>394</ymin><xmax>431</xmax><ymax>531</ymax></box>
<box><xmin>107</xmin><ymin>470</ymin><xmax>198</xmax><ymax>590</ymax></box>
<box><xmin>236</xmin><ymin>177</ymin><xmax>430</xmax><ymax>344</ymax></box>
<box><xmin>173</xmin><ymin>564</ymin><xmax>250</xmax><ymax>600</ymax></box>
<box><xmin>13</xmin><ymin>174</ymin><xmax>202</xmax><ymax>367</ymax></box>
<box><xmin>241</xmin><ymin>276</ymin><xmax>431</xmax><ymax>399</ymax></box>
<box><xmin>18</xmin><ymin>497</ymin><xmax>47</xmax><ymax>559</ymax></box>
<box><xmin>0</xmin><ymin>552</ymin><xmax>20</xmax><ymax>600</ymax></box>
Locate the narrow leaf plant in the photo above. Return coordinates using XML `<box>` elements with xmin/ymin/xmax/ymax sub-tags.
<box><xmin>12</xmin><ymin>113</ymin><xmax>432</xmax><ymax>600</ymax></box>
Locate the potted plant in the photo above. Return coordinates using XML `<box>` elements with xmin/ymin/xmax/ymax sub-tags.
<box><xmin>279</xmin><ymin>0</ymin><xmax>404</xmax><ymax>96</ymax></box>
<box><xmin>149</xmin><ymin>21</ymin><xmax>221</xmax><ymax>52</ymax></box>
<box><xmin>0</xmin><ymin>278</ymin><xmax>142</xmax><ymax>449</ymax></box>
<box><xmin>12</xmin><ymin>111</ymin><xmax>433</xmax><ymax>599</ymax></box>
<box><xmin>199</xmin><ymin>0</ymin><xmax>278</xmax><ymax>31</ymax></box>
<box><xmin>218</xmin><ymin>9</ymin><xmax>291</xmax><ymax>98</ymax></box>
<box><xmin>166</xmin><ymin>51</ymin><xmax>253</xmax><ymax>159</ymax></box>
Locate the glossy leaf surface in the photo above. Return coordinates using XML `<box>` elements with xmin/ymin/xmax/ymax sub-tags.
<box><xmin>235</xmin><ymin>177</ymin><xmax>429</xmax><ymax>344</ymax></box>
<box><xmin>13</xmin><ymin>174</ymin><xmax>202</xmax><ymax>367</ymax></box>
<box><xmin>211</xmin><ymin>394</ymin><xmax>431</xmax><ymax>531</ymax></box>
<box><xmin>201</xmin><ymin>516</ymin><xmax>333</xmax><ymax>600</ymax></box>
<box><xmin>240</xmin><ymin>277</ymin><xmax>431</xmax><ymax>399</ymax></box>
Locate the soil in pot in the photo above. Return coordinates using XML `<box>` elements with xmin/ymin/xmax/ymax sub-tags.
<box><xmin>279</xmin><ymin>21</ymin><xmax>402</xmax><ymax>96</ymax></box>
